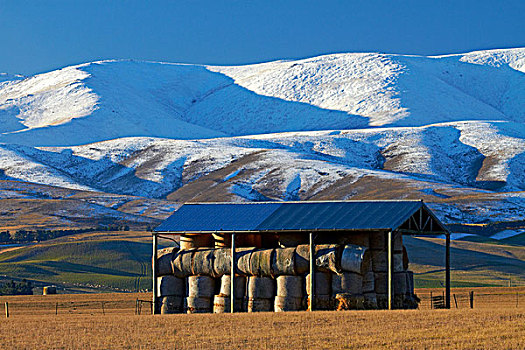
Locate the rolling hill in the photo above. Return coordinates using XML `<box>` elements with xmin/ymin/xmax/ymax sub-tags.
<box><xmin>0</xmin><ymin>48</ymin><xmax>525</xmax><ymax>239</ymax></box>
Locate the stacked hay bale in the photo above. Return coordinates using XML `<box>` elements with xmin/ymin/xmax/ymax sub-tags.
<box><xmin>213</xmin><ymin>274</ymin><xmax>246</xmax><ymax>313</ymax></box>
<box><xmin>247</xmin><ymin>276</ymin><xmax>275</xmax><ymax>312</ymax></box>
<box><xmin>186</xmin><ymin>275</ymin><xmax>216</xmax><ymax>313</ymax></box>
<box><xmin>332</xmin><ymin>245</ymin><xmax>368</xmax><ymax>310</ymax></box>
<box><xmin>156</xmin><ymin>232</ymin><xmax>419</xmax><ymax>314</ymax></box>
<box><xmin>157</xmin><ymin>275</ymin><xmax>185</xmax><ymax>314</ymax></box>
<box><xmin>274</xmin><ymin>275</ymin><xmax>303</xmax><ymax>312</ymax></box>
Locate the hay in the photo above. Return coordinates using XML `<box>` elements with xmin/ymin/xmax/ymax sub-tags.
<box><xmin>276</xmin><ymin>275</ymin><xmax>303</xmax><ymax>298</ymax></box>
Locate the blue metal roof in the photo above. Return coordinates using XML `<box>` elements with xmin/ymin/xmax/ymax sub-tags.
<box><xmin>155</xmin><ymin>200</ymin><xmax>444</xmax><ymax>233</ymax></box>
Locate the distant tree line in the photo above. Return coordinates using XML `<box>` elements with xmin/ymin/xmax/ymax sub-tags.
<box><xmin>0</xmin><ymin>279</ymin><xmax>33</xmax><ymax>295</ymax></box>
<box><xmin>0</xmin><ymin>225</ymin><xmax>131</xmax><ymax>244</ymax></box>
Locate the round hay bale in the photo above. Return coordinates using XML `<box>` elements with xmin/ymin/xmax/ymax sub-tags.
<box><xmin>406</xmin><ymin>270</ymin><xmax>414</xmax><ymax>296</ymax></box>
<box><xmin>247</xmin><ymin>276</ymin><xmax>275</xmax><ymax>299</ymax></box>
<box><xmin>274</xmin><ymin>296</ymin><xmax>302</xmax><ymax>312</ymax></box>
<box><xmin>271</xmin><ymin>247</ymin><xmax>295</xmax><ymax>276</ymax></box>
<box><xmin>332</xmin><ymin>272</ymin><xmax>363</xmax><ymax>295</ymax></box>
<box><xmin>180</xmin><ymin>234</ymin><xmax>213</xmax><ymax>250</ymax></box>
<box><xmin>363</xmin><ymin>292</ymin><xmax>378</xmax><ymax>309</ymax></box>
<box><xmin>212</xmin><ymin>232</ymin><xmax>231</xmax><ymax>248</ymax></box>
<box><xmin>341</xmin><ymin>245</ymin><xmax>369</xmax><ymax>274</ymax></box>
<box><xmin>157</xmin><ymin>247</ymin><xmax>176</xmax><ymax>276</ymax></box>
<box><xmin>246</xmin><ymin>298</ymin><xmax>273</xmax><ymax>312</ymax></box>
<box><xmin>315</xmin><ymin>245</ymin><xmax>341</xmax><ymax>274</ymax></box>
<box><xmin>276</xmin><ymin>275</ymin><xmax>303</xmax><ymax>298</ymax></box>
<box><xmin>236</xmin><ymin>247</ymin><xmax>256</xmax><ymax>275</ymax></box>
<box><xmin>393</xmin><ymin>232</ymin><xmax>403</xmax><ymax>251</ymax></box>
<box><xmin>403</xmin><ymin>246</ymin><xmax>409</xmax><ymax>271</ymax></box>
<box><xmin>278</xmin><ymin>233</ymin><xmax>307</xmax><ymax>247</ymax></box>
<box><xmin>212</xmin><ymin>248</ymin><xmax>231</xmax><ymax>276</ymax></box>
<box><xmin>394</xmin><ymin>272</ymin><xmax>407</xmax><ymax>295</ymax></box>
<box><xmin>219</xmin><ymin>274</ymin><xmax>246</xmax><ymax>298</ymax></box>
<box><xmin>43</xmin><ymin>286</ymin><xmax>56</xmax><ymax>295</ymax></box>
<box><xmin>369</xmin><ymin>232</ymin><xmax>386</xmax><ymax>250</ymax></box>
<box><xmin>393</xmin><ymin>253</ymin><xmax>404</xmax><ymax>272</ymax></box>
<box><xmin>157</xmin><ymin>275</ymin><xmax>185</xmax><ymax>297</ymax></box>
<box><xmin>294</xmin><ymin>244</ymin><xmax>341</xmax><ymax>274</ymax></box>
<box><xmin>308</xmin><ymin>294</ymin><xmax>333</xmax><ymax>310</ymax></box>
<box><xmin>374</xmin><ymin>272</ymin><xmax>387</xmax><ymax>295</ymax></box>
<box><xmin>305</xmin><ymin>272</ymin><xmax>331</xmax><ymax>296</ymax></box>
<box><xmin>213</xmin><ymin>295</ymin><xmax>243</xmax><ymax>313</ymax></box>
<box><xmin>161</xmin><ymin>296</ymin><xmax>183</xmax><ymax>314</ymax></box>
<box><xmin>249</xmin><ymin>249</ymin><xmax>273</xmax><ymax>276</ymax></box>
<box><xmin>187</xmin><ymin>276</ymin><xmax>216</xmax><ymax>298</ymax></box>
<box><xmin>335</xmin><ymin>293</ymin><xmax>364</xmax><ymax>310</ymax></box>
<box><xmin>362</xmin><ymin>271</ymin><xmax>375</xmax><ymax>293</ymax></box>
<box><xmin>191</xmin><ymin>249</ymin><xmax>216</xmax><ymax>276</ymax></box>
<box><xmin>371</xmin><ymin>249</ymin><xmax>387</xmax><ymax>272</ymax></box>
<box><xmin>185</xmin><ymin>296</ymin><xmax>212</xmax><ymax>313</ymax></box>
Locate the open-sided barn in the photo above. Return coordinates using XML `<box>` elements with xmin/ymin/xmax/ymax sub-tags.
<box><xmin>153</xmin><ymin>200</ymin><xmax>450</xmax><ymax>314</ymax></box>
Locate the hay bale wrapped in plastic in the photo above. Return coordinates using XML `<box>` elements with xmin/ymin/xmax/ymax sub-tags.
<box><xmin>161</xmin><ymin>296</ymin><xmax>184</xmax><ymax>314</ymax></box>
<box><xmin>271</xmin><ymin>247</ymin><xmax>295</xmax><ymax>276</ymax></box>
<box><xmin>394</xmin><ymin>272</ymin><xmax>407</xmax><ymax>295</ymax></box>
<box><xmin>247</xmin><ymin>276</ymin><xmax>275</xmax><ymax>299</ymax></box>
<box><xmin>274</xmin><ymin>275</ymin><xmax>303</xmax><ymax>312</ymax></box>
<box><xmin>236</xmin><ymin>247</ymin><xmax>257</xmax><ymax>275</ymax></box>
<box><xmin>219</xmin><ymin>274</ymin><xmax>246</xmax><ymax>299</ymax></box>
<box><xmin>213</xmin><ymin>295</ymin><xmax>244</xmax><ymax>313</ymax></box>
<box><xmin>172</xmin><ymin>249</ymin><xmax>195</xmax><ymax>277</ymax></box>
<box><xmin>187</xmin><ymin>275</ymin><xmax>215</xmax><ymax>298</ymax></box>
<box><xmin>332</xmin><ymin>272</ymin><xmax>363</xmax><ymax>295</ymax></box>
<box><xmin>249</xmin><ymin>249</ymin><xmax>273</xmax><ymax>276</ymax></box>
<box><xmin>305</xmin><ymin>271</ymin><xmax>332</xmax><ymax>296</ymax></box>
<box><xmin>246</xmin><ymin>276</ymin><xmax>274</xmax><ymax>312</ymax></box>
<box><xmin>191</xmin><ymin>248</ymin><xmax>216</xmax><ymax>276</ymax></box>
<box><xmin>157</xmin><ymin>275</ymin><xmax>185</xmax><ymax>297</ymax></box>
<box><xmin>157</xmin><ymin>247</ymin><xmax>177</xmax><ymax>276</ymax></box>
<box><xmin>185</xmin><ymin>296</ymin><xmax>212</xmax><ymax>313</ymax></box>
<box><xmin>362</xmin><ymin>271</ymin><xmax>375</xmax><ymax>294</ymax></box>
<box><xmin>180</xmin><ymin>234</ymin><xmax>213</xmax><ymax>250</ymax></box>
<box><xmin>246</xmin><ymin>298</ymin><xmax>273</xmax><ymax>312</ymax></box>
<box><xmin>295</xmin><ymin>244</ymin><xmax>341</xmax><ymax>274</ymax></box>
<box><xmin>341</xmin><ymin>245</ymin><xmax>370</xmax><ymax>274</ymax></box>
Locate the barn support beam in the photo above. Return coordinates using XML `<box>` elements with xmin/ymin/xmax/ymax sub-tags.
<box><xmin>309</xmin><ymin>232</ymin><xmax>315</xmax><ymax>311</ymax></box>
<box><xmin>387</xmin><ymin>230</ymin><xmax>392</xmax><ymax>310</ymax></box>
<box><xmin>231</xmin><ymin>233</ymin><xmax>236</xmax><ymax>313</ymax></box>
<box><xmin>445</xmin><ymin>232</ymin><xmax>451</xmax><ymax>309</ymax></box>
<box><xmin>152</xmin><ymin>233</ymin><xmax>158</xmax><ymax>315</ymax></box>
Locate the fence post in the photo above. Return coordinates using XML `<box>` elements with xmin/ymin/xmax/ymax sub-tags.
<box><xmin>517</xmin><ymin>292</ymin><xmax>519</xmax><ymax>308</ymax></box>
<box><xmin>5</xmin><ymin>302</ymin><xmax>8</xmax><ymax>318</ymax></box>
<box><xmin>55</xmin><ymin>302</ymin><xmax>58</xmax><ymax>315</ymax></box>
<box><xmin>453</xmin><ymin>294</ymin><xmax>458</xmax><ymax>308</ymax></box>
<box><xmin>469</xmin><ymin>291</ymin><xmax>474</xmax><ymax>309</ymax></box>
<box><xmin>101</xmin><ymin>301</ymin><xmax>105</xmax><ymax>315</ymax></box>
<box><xmin>430</xmin><ymin>292</ymin><xmax>433</xmax><ymax>309</ymax></box>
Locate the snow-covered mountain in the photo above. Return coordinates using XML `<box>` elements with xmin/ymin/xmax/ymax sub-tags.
<box><xmin>1</xmin><ymin>48</ymin><xmax>525</xmax><ymax>228</ymax></box>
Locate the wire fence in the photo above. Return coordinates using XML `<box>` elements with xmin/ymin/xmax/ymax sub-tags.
<box><xmin>417</xmin><ymin>288</ymin><xmax>525</xmax><ymax>310</ymax></box>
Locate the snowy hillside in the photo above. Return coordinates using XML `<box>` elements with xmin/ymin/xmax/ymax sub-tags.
<box><xmin>1</xmin><ymin>48</ymin><xmax>525</xmax><ymax>227</ymax></box>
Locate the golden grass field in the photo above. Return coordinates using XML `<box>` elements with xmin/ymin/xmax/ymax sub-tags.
<box><xmin>0</xmin><ymin>288</ymin><xmax>524</xmax><ymax>349</ymax></box>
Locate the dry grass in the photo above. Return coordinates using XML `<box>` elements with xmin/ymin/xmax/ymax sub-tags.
<box><xmin>0</xmin><ymin>289</ymin><xmax>524</xmax><ymax>349</ymax></box>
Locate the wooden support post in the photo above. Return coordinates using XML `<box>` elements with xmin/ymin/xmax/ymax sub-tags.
<box><xmin>55</xmin><ymin>302</ymin><xmax>58</xmax><ymax>315</ymax></box>
<box><xmin>231</xmin><ymin>233</ymin><xmax>236</xmax><ymax>314</ymax></box>
<box><xmin>5</xmin><ymin>302</ymin><xmax>8</xmax><ymax>318</ymax></box>
<box><xmin>152</xmin><ymin>233</ymin><xmax>158</xmax><ymax>315</ymax></box>
<box><xmin>445</xmin><ymin>233</ymin><xmax>451</xmax><ymax>309</ymax></box>
<box><xmin>309</xmin><ymin>232</ymin><xmax>315</xmax><ymax>311</ymax></box>
<box><xmin>469</xmin><ymin>291</ymin><xmax>474</xmax><ymax>309</ymax></box>
<box><xmin>387</xmin><ymin>231</ymin><xmax>393</xmax><ymax>310</ymax></box>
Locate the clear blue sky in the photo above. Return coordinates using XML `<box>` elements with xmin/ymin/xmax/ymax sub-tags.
<box><xmin>1</xmin><ymin>0</ymin><xmax>524</xmax><ymax>75</ymax></box>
